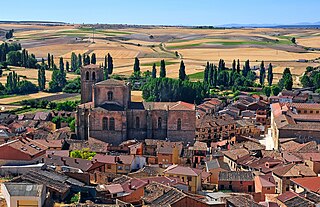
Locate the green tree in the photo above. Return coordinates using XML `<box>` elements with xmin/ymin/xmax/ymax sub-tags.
<box><xmin>291</xmin><ymin>37</ymin><xmax>296</xmax><ymax>44</ymax></box>
<box><xmin>178</xmin><ymin>60</ymin><xmax>186</xmax><ymax>81</ymax></box>
<box><xmin>7</xmin><ymin>51</ymin><xmax>22</xmax><ymax>66</ymax></box>
<box><xmin>263</xmin><ymin>86</ymin><xmax>271</xmax><ymax>97</ymax></box>
<box><xmin>281</xmin><ymin>68</ymin><xmax>293</xmax><ymax>90</ymax></box>
<box><xmin>313</xmin><ymin>73</ymin><xmax>320</xmax><ymax>89</ymax></box>
<box><xmin>160</xmin><ymin>59</ymin><xmax>166</xmax><ymax>78</ymax></box>
<box><xmin>259</xmin><ymin>61</ymin><xmax>266</xmax><ymax>86</ymax></box>
<box><xmin>301</xmin><ymin>75</ymin><xmax>313</xmax><ymax>87</ymax></box>
<box><xmin>271</xmin><ymin>85</ymin><xmax>281</xmax><ymax>96</ymax></box>
<box><xmin>152</xmin><ymin>63</ymin><xmax>157</xmax><ymax>78</ymax></box>
<box><xmin>267</xmin><ymin>63</ymin><xmax>273</xmax><ymax>86</ymax></box>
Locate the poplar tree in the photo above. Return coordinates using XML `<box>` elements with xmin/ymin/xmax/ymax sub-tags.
<box><xmin>267</xmin><ymin>63</ymin><xmax>273</xmax><ymax>86</ymax></box>
<box><xmin>259</xmin><ymin>61</ymin><xmax>266</xmax><ymax>86</ymax></box>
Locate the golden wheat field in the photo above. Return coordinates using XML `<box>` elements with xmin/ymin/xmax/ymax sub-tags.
<box><xmin>2</xmin><ymin>23</ymin><xmax>320</xmax><ymax>82</ymax></box>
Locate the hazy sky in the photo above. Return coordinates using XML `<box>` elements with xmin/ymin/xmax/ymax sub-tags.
<box><xmin>1</xmin><ymin>0</ymin><xmax>320</xmax><ymax>25</ymax></box>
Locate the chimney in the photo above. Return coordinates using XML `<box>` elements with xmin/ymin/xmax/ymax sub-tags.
<box><xmin>128</xmin><ymin>181</ymin><xmax>132</xmax><ymax>190</ymax></box>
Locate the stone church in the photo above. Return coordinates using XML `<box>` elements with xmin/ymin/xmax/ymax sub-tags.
<box><xmin>75</xmin><ymin>64</ymin><xmax>196</xmax><ymax>145</ymax></box>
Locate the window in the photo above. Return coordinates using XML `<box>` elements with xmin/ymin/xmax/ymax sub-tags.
<box><xmin>102</xmin><ymin>117</ymin><xmax>108</xmax><ymax>130</ymax></box>
<box><xmin>158</xmin><ymin>117</ymin><xmax>162</xmax><ymax>129</ymax></box>
<box><xmin>107</xmin><ymin>164</ymin><xmax>111</xmax><ymax>169</ymax></box>
<box><xmin>177</xmin><ymin>118</ymin><xmax>182</xmax><ymax>130</ymax></box>
<box><xmin>92</xmin><ymin>71</ymin><xmax>96</xmax><ymax>80</ymax></box>
<box><xmin>86</xmin><ymin>71</ymin><xmax>90</xmax><ymax>80</ymax></box>
<box><xmin>117</xmin><ymin>165</ymin><xmax>123</xmax><ymax>170</ymax></box>
<box><xmin>109</xmin><ymin>117</ymin><xmax>115</xmax><ymax>130</ymax></box>
<box><xmin>107</xmin><ymin>91</ymin><xmax>113</xmax><ymax>101</ymax></box>
<box><xmin>136</xmin><ymin>117</ymin><xmax>140</xmax><ymax>129</ymax></box>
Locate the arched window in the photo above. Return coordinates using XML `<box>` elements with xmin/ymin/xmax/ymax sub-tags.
<box><xmin>177</xmin><ymin>118</ymin><xmax>182</xmax><ymax>130</ymax></box>
<box><xmin>102</xmin><ymin>117</ymin><xmax>108</xmax><ymax>130</ymax></box>
<box><xmin>86</xmin><ymin>71</ymin><xmax>90</xmax><ymax>80</ymax></box>
<box><xmin>158</xmin><ymin>117</ymin><xmax>162</xmax><ymax>129</ymax></box>
<box><xmin>92</xmin><ymin>71</ymin><xmax>96</xmax><ymax>80</ymax></box>
<box><xmin>136</xmin><ymin>117</ymin><xmax>140</xmax><ymax>129</ymax></box>
<box><xmin>109</xmin><ymin>117</ymin><xmax>115</xmax><ymax>131</ymax></box>
<box><xmin>107</xmin><ymin>91</ymin><xmax>113</xmax><ymax>101</ymax></box>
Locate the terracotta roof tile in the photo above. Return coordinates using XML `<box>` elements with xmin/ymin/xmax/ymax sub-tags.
<box><xmin>291</xmin><ymin>177</ymin><xmax>320</xmax><ymax>194</ymax></box>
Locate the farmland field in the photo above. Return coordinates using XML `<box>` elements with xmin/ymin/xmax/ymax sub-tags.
<box><xmin>1</xmin><ymin>23</ymin><xmax>320</xmax><ymax>83</ymax></box>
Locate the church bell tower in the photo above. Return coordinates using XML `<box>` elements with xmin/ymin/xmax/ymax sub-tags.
<box><xmin>80</xmin><ymin>64</ymin><xmax>104</xmax><ymax>103</ymax></box>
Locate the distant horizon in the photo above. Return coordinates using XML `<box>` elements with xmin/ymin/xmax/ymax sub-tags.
<box><xmin>1</xmin><ymin>0</ymin><xmax>320</xmax><ymax>26</ymax></box>
<box><xmin>1</xmin><ymin>19</ymin><xmax>320</xmax><ymax>28</ymax></box>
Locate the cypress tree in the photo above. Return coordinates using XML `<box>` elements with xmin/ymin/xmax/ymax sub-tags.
<box><xmin>107</xmin><ymin>53</ymin><xmax>113</xmax><ymax>74</ymax></box>
<box><xmin>133</xmin><ymin>57</ymin><xmax>140</xmax><ymax>73</ymax></box>
<box><xmin>259</xmin><ymin>61</ymin><xmax>266</xmax><ymax>86</ymax></box>
<box><xmin>66</xmin><ymin>61</ymin><xmax>70</xmax><ymax>72</ymax></box>
<box><xmin>267</xmin><ymin>63</ymin><xmax>273</xmax><ymax>86</ymax></box>
<box><xmin>91</xmin><ymin>53</ymin><xmax>96</xmax><ymax>64</ymax></box>
<box><xmin>160</xmin><ymin>59</ymin><xmax>166</xmax><ymax>78</ymax></box>
<box><xmin>243</xmin><ymin>60</ymin><xmax>250</xmax><ymax>77</ymax></box>
<box><xmin>47</xmin><ymin>53</ymin><xmax>51</xmax><ymax>68</ymax></box>
<box><xmin>178</xmin><ymin>60</ymin><xmax>186</xmax><ymax>81</ymax></box>
<box><xmin>78</xmin><ymin>54</ymin><xmax>82</xmax><ymax>68</ymax></box>
<box><xmin>152</xmin><ymin>63</ymin><xmax>157</xmax><ymax>78</ymax></box>
<box><xmin>104</xmin><ymin>55</ymin><xmax>108</xmax><ymax>80</ymax></box>
<box><xmin>232</xmin><ymin>59</ymin><xmax>236</xmax><ymax>73</ymax></box>
<box><xmin>237</xmin><ymin>59</ymin><xmax>240</xmax><ymax>73</ymax></box>
<box><xmin>59</xmin><ymin>57</ymin><xmax>64</xmax><ymax>72</ymax></box>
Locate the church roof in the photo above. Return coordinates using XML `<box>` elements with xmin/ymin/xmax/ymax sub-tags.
<box><xmin>143</xmin><ymin>101</ymin><xmax>195</xmax><ymax>111</ymax></box>
<box><xmin>81</xmin><ymin>64</ymin><xmax>101</xmax><ymax>69</ymax></box>
<box><xmin>95</xmin><ymin>79</ymin><xmax>126</xmax><ymax>86</ymax></box>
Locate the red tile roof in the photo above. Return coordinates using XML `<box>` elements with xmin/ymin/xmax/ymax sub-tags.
<box><xmin>276</xmin><ymin>191</ymin><xmax>298</xmax><ymax>203</ymax></box>
<box><xmin>291</xmin><ymin>177</ymin><xmax>320</xmax><ymax>193</ymax></box>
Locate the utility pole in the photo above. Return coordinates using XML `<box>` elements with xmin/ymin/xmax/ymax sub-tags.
<box><xmin>92</xmin><ymin>27</ymin><xmax>95</xmax><ymax>43</ymax></box>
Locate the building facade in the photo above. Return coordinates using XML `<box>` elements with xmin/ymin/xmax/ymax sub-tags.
<box><xmin>76</xmin><ymin>65</ymin><xmax>196</xmax><ymax>145</ymax></box>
